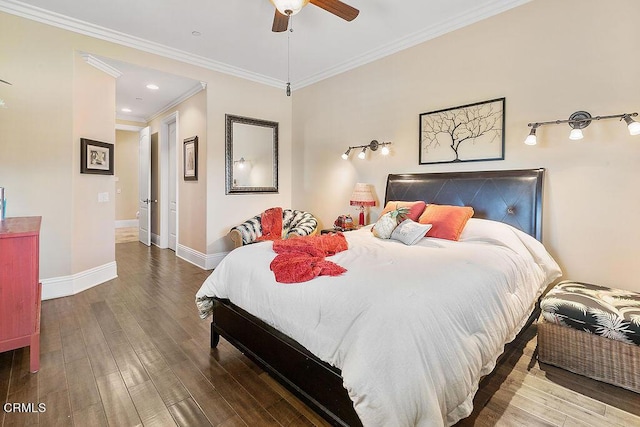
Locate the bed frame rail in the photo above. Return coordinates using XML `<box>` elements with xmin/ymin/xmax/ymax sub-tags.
<box><xmin>211</xmin><ymin>299</ymin><xmax>362</xmax><ymax>427</ymax></box>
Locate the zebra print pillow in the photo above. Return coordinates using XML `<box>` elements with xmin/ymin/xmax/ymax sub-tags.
<box><xmin>230</xmin><ymin>209</ymin><xmax>318</xmax><ymax>245</ymax></box>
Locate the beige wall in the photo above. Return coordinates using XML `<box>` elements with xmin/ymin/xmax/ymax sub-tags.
<box><xmin>115</xmin><ymin>130</ymin><xmax>139</xmax><ymax>221</ymax></box>
<box><xmin>0</xmin><ymin>15</ymin><xmax>75</xmax><ymax>278</ymax></box>
<box><xmin>1</xmin><ymin>11</ymin><xmax>292</xmax><ymax>283</ymax></box>
<box><xmin>292</xmin><ymin>0</ymin><xmax>640</xmax><ymax>292</ymax></box>
<box><xmin>206</xmin><ymin>80</ymin><xmax>293</xmax><ymax>255</ymax></box>
<box><xmin>71</xmin><ymin>53</ymin><xmax>116</xmax><ymax>273</ymax></box>
<box><xmin>148</xmin><ymin>89</ymin><xmax>208</xmax><ymax>253</ymax></box>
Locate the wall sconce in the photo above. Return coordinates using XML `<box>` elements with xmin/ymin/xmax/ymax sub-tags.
<box><xmin>525</xmin><ymin>111</ymin><xmax>639</xmax><ymax>145</ymax></box>
<box><xmin>233</xmin><ymin>157</ymin><xmax>246</xmax><ymax>169</ymax></box>
<box><xmin>342</xmin><ymin>140</ymin><xmax>392</xmax><ymax>160</ymax></box>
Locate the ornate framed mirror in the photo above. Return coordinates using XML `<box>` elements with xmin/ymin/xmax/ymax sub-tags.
<box><xmin>225</xmin><ymin>114</ymin><xmax>279</xmax><ymax>194</ymax></box>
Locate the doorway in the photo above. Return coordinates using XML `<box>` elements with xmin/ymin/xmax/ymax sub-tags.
<box><xmin>159</xmin><ymin>112</ymin><xmax>179</xmax><ymax>251</ymax></box>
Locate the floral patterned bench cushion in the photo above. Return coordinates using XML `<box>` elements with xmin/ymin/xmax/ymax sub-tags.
<box><xmin>541</xmin><ymin>281</ymin><xmax>640</xmax><ymax>346</ymax></box>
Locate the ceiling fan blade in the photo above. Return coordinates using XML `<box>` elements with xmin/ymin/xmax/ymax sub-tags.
<box><xmin>309</xmin><ymin>0</ymin><xmax>359</xmax><ymax>21</ymax></box>
<box><xmin>272</xmin><ymin>9</ymin><xmax>289</xmax><ymax>32</ymax></box>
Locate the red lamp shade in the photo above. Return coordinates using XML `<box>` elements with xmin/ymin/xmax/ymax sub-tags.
<box><xmin>349</xmin><ymin>183</ymin><xmax>376</xmax><ymax>226</ymax></box>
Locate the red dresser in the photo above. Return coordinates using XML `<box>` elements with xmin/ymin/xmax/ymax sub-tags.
<box><xmin>0</xmin><ymin>216</ymin><xmax>42</xmax><ymax>373</ymax></box>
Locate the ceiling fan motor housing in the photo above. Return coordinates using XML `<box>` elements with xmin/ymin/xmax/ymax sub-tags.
<box><xmin>270</xmin><ymin>0</ymin><xmax>310</xmax><ymax>16</ymax></box>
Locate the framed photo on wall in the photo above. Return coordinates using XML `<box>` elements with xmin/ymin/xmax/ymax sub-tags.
<box><xmin>419</xmin><ymin>97</ymin><xmax>505</xmax><ymax>165</ymax></box>
<box><xmin>80</xmin><ymin>138</ymin><xmax>114</xmax><ymax>175</ymax></box>
<box><xmin>184</xmin><ymin>136</ymin><xmax>198</xmax><ymax>181</ymax></box>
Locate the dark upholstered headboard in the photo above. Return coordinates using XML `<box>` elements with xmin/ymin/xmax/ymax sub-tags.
<box><xmin>385</xmin><ymin>169</ymin><xmax>544</xmax><ymax>241</ymax></box>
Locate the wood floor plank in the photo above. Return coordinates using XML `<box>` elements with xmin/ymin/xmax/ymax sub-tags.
<box><xmin>95</xmin><ymin>371</ymin><xmax>142</xmax><ymax>427</ymax></box>
<box><xmin>84</xmin><ymin>341</ymin><xmax>118</xmax><ymax>379</ymax></box>
<box><xmin>59</xmin><ymin>330</ymin><xmax>87</xmax><ymax>365</ymax></box>
<box><xmin>0</xmin><ymin>350</ymin><xmax>14</xmax><ymax>404</ymax></box>
<box><xmin>90</xmin><ymin>301</ymin><xmax>122</xmax><ymax>336</ymax></box>
<box><xmin>167</xmin><ymin>398</ymin><xmax>213</xmax><ymax>427</ymax></box>
<box><xmin>108</xmin><ymin>342</ymin><xmax>150</xmax><ymax>388</ymax></box>
<box><xmin>71</xmin><ymin>402</ymin><xmax>108</xmax><ymax>427</ymax></box>
<box><xmin>65</xmin><ymin>357</ymin><xmax>101</xmax><ymax>413</ymax></box>
<box><xmin>37</xmin><ymin>350</ymin><xmax>67</xmax><ymax>398</ymax></box>
<box><xmin>127</xmin><ymin>380</ymin><xmax>176</xmax><ymax>426</ymax></box>
<box><xmin>37</xmin><ymin>389</ymin><xmax>72</xmax><ymax>427</ymax></box>
<box><xmin>169</xmin><ymin>361</ymin><xmax>237</xmax><ymax>425</ymax></box>
<box><xmin>137</xmin><ymin>349</ymin><xmax>190</xmax><ymax>406</ymax></box>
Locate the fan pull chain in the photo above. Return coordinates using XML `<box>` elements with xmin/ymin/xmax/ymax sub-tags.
<box><xmin>286</xmin><ymin>16</ymin><xmax>292</xmax><ymax>96</ymax></box>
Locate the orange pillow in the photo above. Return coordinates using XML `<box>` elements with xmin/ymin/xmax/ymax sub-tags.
<box><xmin>418</xmin><ymin>204</ymin><xmax>474</xmax><ymax>241</ymax></box>
<box><xmin>379</xmin><ymin>201</ymin><xmax>426</xmax><ymax>222</ymax></box>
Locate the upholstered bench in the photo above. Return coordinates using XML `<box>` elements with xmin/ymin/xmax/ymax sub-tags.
<box><xmin>538</xmin><ymin>281</ymin><xmax>640</xmax><ymax>393</ymax></box>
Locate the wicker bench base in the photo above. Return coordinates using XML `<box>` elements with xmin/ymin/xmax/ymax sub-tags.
<box><xmin>538</xmin><ymin>321</ymin><xmax>640</xmax><ymax>393</ymax></box>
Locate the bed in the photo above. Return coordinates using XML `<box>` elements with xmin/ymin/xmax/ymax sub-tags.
<box><xmin>196</xmin><ymin>168</ymin><xmax>562</xmax><ymax>427</ymax></box>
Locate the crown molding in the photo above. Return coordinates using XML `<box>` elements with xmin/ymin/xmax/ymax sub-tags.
<box><xmin>116</xmin><ymin>113</ymin><xmax>147</xmax><ymax>123</ymax></box>
<box><xmin>115</xmin><ymin>124</ymin><xmax>144</xmax><ymax>132</ymax></box>
<box><xmin>0</xmin><ymin>0</ymin><xmax>284</xmax><ymax>88</ymax></box>
<box><xmin>295</xmin><ymin>0</ymin><xmax>531</xmax><ymax>88</ymax></box>
<box><xmin>80</xmin><ymin>52</ymin><xmax>122</xmax><ymax>78</ymax></box>
<box><xmin>1</xmin><ymin>0</ymin><xmax>529</xmax><ymax>91</ymax></box>
<box><xmin>146</xmin><ymin>81</ymin><xmax>207</xmax><ymax>122</ymax></box>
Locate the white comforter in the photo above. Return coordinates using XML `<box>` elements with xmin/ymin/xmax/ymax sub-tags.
<box><xmin>196</xmin><ymin>219</ymin><xmax>561</xmax><ymax>426</ymax></box>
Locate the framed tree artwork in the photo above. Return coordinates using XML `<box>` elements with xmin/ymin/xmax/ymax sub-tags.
<box><xmin>419</xmin><ymin>97</ymin><xmax>505</xmax><ymax>165</ymax></box>
<box><xmin>183</xmin><ymin>136</ymin><xmax>198</xmax><ymax>181</ymax></box>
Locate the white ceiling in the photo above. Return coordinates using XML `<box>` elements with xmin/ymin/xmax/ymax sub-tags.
<box><xmin>1</xmin><ymin>0</ymin><xmax>530</xmax><ymax>119</ymax></box>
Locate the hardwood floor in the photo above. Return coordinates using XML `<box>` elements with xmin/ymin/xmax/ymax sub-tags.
<box><xmin>2</xmin><ymin>243</ymin><xmax>639</xmax><ymax>426</ymax></box>
<box><xmin>115</xmin><ymin>227</ymin><xmax>138</xmax><ymax>244</ymax></box>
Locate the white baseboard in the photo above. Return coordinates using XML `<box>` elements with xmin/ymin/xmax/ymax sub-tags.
<box><xmin>176</xmin><ymin>244</ymin><xmax>228</xmax><ymax>270</ymax></box>
<box><xmin>115</xmin><ymin>219</ymin><xmax>137</xmax><ymax>228</ymax></box>
<box><xmin>41</xmin><ymin>261</ymin><xmax>118</xmax><ymax>300</ymax></box>
<box><xmin>205</xmin><ymin>252</ymin><xmax>228</xmax><ymax>270</ymax></box>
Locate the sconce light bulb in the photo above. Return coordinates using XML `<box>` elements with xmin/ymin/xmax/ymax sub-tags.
<box><xmin>569</xmin><ymin>128</ymin><xmax>584</xmax><ymax>140</ymax></box>
<box><xmin>381</xmin><ymin>145</ymin><xmax>390</xmax><ymax>155</ymax></box>
<box><xmin>524</xmin><ymin>126</ymin><xmax>537</xmax><ymax>146</ymax></box>
<box><xmin>358</xmin><ymin>148</ymin><xmax>366</xmax><ymax>159</ymax></box>
<box><xmin>623</xmin><ymin>115</ymin><xmax>640</xmax><ymax>135</ymax></box>
<box><xmin>341</xmin><ymin>148</ymin><xmax>351</xmax><ymax>160</ymax></box>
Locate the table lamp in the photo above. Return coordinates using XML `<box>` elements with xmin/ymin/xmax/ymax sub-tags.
<box><xmin>350</xmin><ymin>183</ymin><xmax>376</xmax><ymax>226</ymax></box>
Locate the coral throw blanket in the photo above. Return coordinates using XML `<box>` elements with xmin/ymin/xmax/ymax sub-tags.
<box><xmin>270</xmin><ymin>233</ymin><xmax>348</xmax><ymax>283</ymax></box>
<box><xmin>256</xmin><ymin>207</ymin><xmax>283</xmax><ymax>242</ymax></box>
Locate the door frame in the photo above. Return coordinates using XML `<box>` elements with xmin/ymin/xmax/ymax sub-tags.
<box><xmin>159</xmin><ymin>111</ymin><xmax>179</xmax><ymax>250</ymax></box>
<box><xmin>138</xmin><ymin>126</ymin><xmax>151</xmax><ymax>246</ymax></box>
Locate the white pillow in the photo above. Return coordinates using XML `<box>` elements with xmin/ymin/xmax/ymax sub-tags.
<box><xmin>390</xmin><ymin>219</ymin><xmax>432</xmax><ymax>245</ymax></box>
<box><xmin>372</xmin><ymin>211</ymin><xmax>399</xmax><ymax>239</ymax></box>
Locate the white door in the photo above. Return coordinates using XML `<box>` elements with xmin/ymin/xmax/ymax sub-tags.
<box><xmin>168</xmin><ymin>121</ymin><xmax>177</xmax><ymax>251</ymax></box>
<box><xmin>138</xmin><ymin>126</ymin><xmax>151</xmax><ymax>246</ymax></box>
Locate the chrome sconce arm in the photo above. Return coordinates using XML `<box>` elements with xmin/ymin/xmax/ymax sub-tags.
<box><xmin>342</xmin><ymin>140</ymin><xmax>392</xmax><ymax>160</ymax></box>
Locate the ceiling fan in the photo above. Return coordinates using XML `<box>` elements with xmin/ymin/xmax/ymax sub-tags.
<box><xmin>270</xmin><ymin>0</ymin><xmax>359</xmax><ymax>32</ymax></box>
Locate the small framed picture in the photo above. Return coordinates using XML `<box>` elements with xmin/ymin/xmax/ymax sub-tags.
<box><xmin>80</xmin><ymin>138</ymin><xmax>114</xmax><ymax>175</ymax></box>
<box><xmin>184</xmin><ymin>136</ymin><xmax>198</xmax><ymax>181</ymax></box>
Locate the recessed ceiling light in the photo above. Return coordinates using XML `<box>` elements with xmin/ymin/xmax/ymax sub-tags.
<box><xmin>192</xmin><ymin>31</ymin><xmax>201</xmax><ymax>36</ymax></box>
<box><xmin>121</xmin><ymin>107</ymin><xmax>132</xmax><ymax>113</ymax></box>
<box><xmin>136</xmin><ymin>97</ymin><xmax>143</xmax><ymax>101</ymax></box>
<box><xmin>146</xmin><ymin>84</ymin><xmax>159</xmax><ymax>90</ymax></box>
